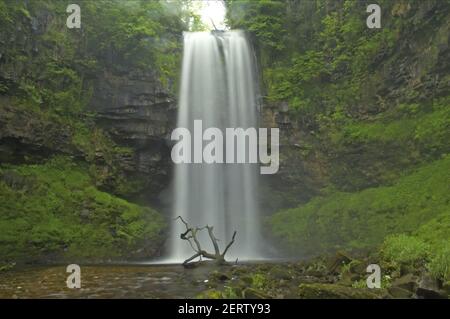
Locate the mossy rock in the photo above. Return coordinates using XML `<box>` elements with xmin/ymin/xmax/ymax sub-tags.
<box><xmin>240</xmin><ymin>276</ymin><xmax>253</xmax><ymax>285</ymax></box>
<box><xmin>391</xmin><ymin>274</ymin><xmax>418</xmax><ymax>292</ymax></box>
<box><xmin>298</xmin><ymin>283</ymin><xmax>381</xmax><ymax>299</ymax></box>
<box><xmin>197</xmin><ymin>289</ymin><xmax>223</xmax><ymax>299</ymax></box>
<box><xmin>348</xmin><ymin>260</ymin><xmax>367</xmax><ymax>275</ymax></box>
<box><xmin>269</xmin><ymin>267</ymin><xmax>292</xmax><ymax>280</ymax></box>
<box><xmin>387</xmin><ymin>286</ymin><xmax>413</xmax><ymax>299</ymax></box>
<box><xmin>327</xmin><ymin>251</ymin><xmax>353</xmax><ymax>274</ymax></box>
<box><xmin>242</xmin><ymin>288</ymin><xmax>272</xmax><ymax>299</ymax></box>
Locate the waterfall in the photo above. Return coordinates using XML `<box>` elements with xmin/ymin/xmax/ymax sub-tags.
<box><xmin>166</xmin><ymin>30</ymin><xmax>262</xmax><ymax>263</ymax></box>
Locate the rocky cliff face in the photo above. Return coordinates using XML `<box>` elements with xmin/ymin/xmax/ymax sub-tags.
<box><xmin>255</xmin><ymin>0</ymin><xmax>450</xmax><ymax>214</ymax></box>
<box><xmin>259</xmin><ymin>102</ymin><xmax>329</xmax><ymax>212</ymax></box>
<box><xmin>88</xmin><ymin>69</ymin><xmax>177</xmax><ymax>202</ymax></box>
<box><xmin>0</xmin><ymin>1</ymin><xmax>192</xmax><ymax>262</ymax></box>
<box><xmin>226</xmin><ymin>1</ymin><xmax>450</xmax><ymax>259</ymax></box>
<box><xmin>0</xmin><ymin>101</ymin><xmax>76</xmax><ymax>163</ymax></box>
<box><xmin>0</xmin><ymin>1</ymin><xmax>185</xmax><ymax>205</ymax></box>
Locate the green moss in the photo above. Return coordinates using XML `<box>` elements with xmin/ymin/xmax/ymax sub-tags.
<box><xmin>196</xmin><ymin>289</ymin><xmax>224</xmax><ymax>299</ymax></box>
<box><xmin>250</xmin><ymin>273</ymin><xmax>269</xmax><ymax>290</ymax></box>
<box><xmin>297</xmin><ymin>283</ymin><xmax>381</xmax><ymax>299</ymax></box>
<box><xmin>0</xmin><ymin>156</ymin><xmax>166</xmax><ymax>262</ymax></box>
<box><xmin>415</xmin><ymin>214</ymin><xmax>450</xmax><ymax>248</ymax></box>
<box><xmin>269</xmin><ymin>155</ymin><xmax>450</xmax><ymax>255</ymax></box>
<box><xmin>338</xmin><ymin>98</ymin><xmax>450</xmax><ymax>152</ymax></box>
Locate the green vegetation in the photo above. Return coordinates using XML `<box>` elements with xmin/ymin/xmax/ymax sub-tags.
<box><xmin>230</xmin><ymin>0</ymin><xmax>450</xmax><ymax>276</ymax></box>
<box><xmin>0</xmin><ymin>1</ymin><xmax>199</xmax><ymax>261</ymax></box>
<box><xmin>428</xmin><ymin>247</ymin><xmax>450</xmax><ymax>281</ymax></box>
<box><xmin>381</xmin><ymin>234</ymin><xmax>429</xmax><ymax>266</ymax></box>
<box><xmin>377</xmin><ymin>215</ymin><xmax>450</xmax><ymax>282</ymax></box>
<box><xmin>0</xmin><ymin>0</ymin><xmax>196</xmax><ymax>197</ymax></box>
<box><xmin>380</xmin><ymin>231</ymin><xmax>450</xmax><ymax>282</ymax></box>
<box><xmin>334</xmin><ymin>97</ymin><xmax>450</xmax><ymax>155</ymax></box>
<box><xmin>0</xmin><ymin>156</ymin><xmax>165</xmax><ymax>262</ymax></box>
<box><xmin>0</xmin><ymin>0</ymin><xmax>448</xmax><ymax>288</ymax></box>
<box><xmin>269</xmin><ymin>155</ymin><xmax>450</xmax><ymax>255</ymax></box>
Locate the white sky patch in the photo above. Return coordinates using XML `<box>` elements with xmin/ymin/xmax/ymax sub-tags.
<box><xmin>197</xmin><ymin>0</ymin><xmax>227</xmax><ymax>30</ymax></box>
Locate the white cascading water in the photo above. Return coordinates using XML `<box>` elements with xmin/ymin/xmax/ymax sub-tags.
<box><xmin>167</xmin><ymin>30</ymin><xmax>262</xmax><ymax>263</ymax></box>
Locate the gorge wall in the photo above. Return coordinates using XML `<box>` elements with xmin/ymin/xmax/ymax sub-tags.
<box><xmin>0</xmin><ymin>1</ymin><xmax>186</xmax><ymax>262</ymax></box>
<box><xmin>229</xmin><ymin>0</ymin><xmax>450</xmax><ymax>258</ymax></box>
<box><xmin>1</xmin><ymin>0</ymin><xmax>449</xmax><ymax>269</ymax></box>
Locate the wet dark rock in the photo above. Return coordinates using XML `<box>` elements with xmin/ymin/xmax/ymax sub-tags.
<box><xmin>348</xmin><ymin>260</ymin><xmax>368</xmax><ymax>275</ymax></box>
<box><xmin>392</xmin><ymin>273</ymin><xmax>418</xmax><ymax>292</ymax></box>
<box><xmin>0</xmin><ymin>105</ymin><xmax>77</xmax><ymax>164</ymax></box>
<box><xmin>327</xmin><ymin>251</ymin><xmax>353</xmax><ymax>274</ymax></box>
<box><xmin>416</xmin><ymin>274</ymin><xmax>447</xmax><ymax>299</ymax></box>
<box><xmin>442</xmin><ymin>282</ymin><xmax>450</xmax><ymax>296</ymax></box>
<box><xmin>388</xmin><ymin>286</ymin><xmax>413</xmax><ymax>299</ymax></box>
<box><xmin>88</xmin><ymin>69</ymin><xmax>176</xmax><ymax>200</ymax></box>
<box><xmin>210</xmin><ymin>271</ymin><xmax>231</xmax><ymax>282</ymax></box>
<box><xmin>259</xmin><ymin>103</ymin><xmax>328</xmax><ymax>212</ymax></box>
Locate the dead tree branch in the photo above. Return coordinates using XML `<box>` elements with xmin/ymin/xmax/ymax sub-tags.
<box><xmin>175</xmin><ymin>216</ymin><xmax>237</xmax><ymax>267</ymax></box>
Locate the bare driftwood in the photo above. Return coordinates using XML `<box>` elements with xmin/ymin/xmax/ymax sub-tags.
<box><xmin>175</xmin><ymin>216</ymin><xmax>237</xmax><ymax>267</ymax></box>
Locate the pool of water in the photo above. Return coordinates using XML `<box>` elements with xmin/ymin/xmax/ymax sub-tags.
<box><xmin>0</xmin><ymin>264</ymin><xmax>215</xmax><ymax>299</ymax></box>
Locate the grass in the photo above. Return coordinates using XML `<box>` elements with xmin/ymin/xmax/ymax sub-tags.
<box><xmin>380</xmin><ymin>234</ymin><xmax>429</xmax><ymax>265</ymax></box>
